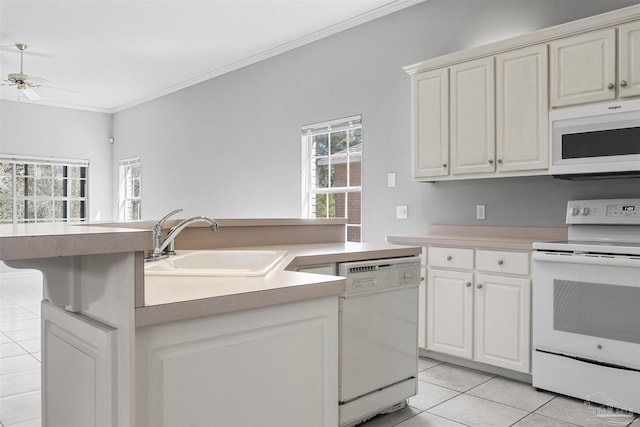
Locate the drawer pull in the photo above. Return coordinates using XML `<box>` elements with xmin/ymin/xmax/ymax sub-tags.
<box><xmin>465</xmin><ymin>282</ymin><xmax>471</xmax><ymax>287</ymax></box>
<box><xmin>446</xmin><ymin>255</ymin><xmax>452</xmax><ymax>261</ymax></box>
<box><xmin>477</xmin><ymin>283</ymin><xmax>483</xmax><ymax>289</ymax></box>
<box><xmin>497</xmin><ymin>259</ymin><xmax>504</xmax><ymax>265</ymax></box>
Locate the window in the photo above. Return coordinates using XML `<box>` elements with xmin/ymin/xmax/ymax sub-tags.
<box><xmin>118</xmin><ymin>157</ymin><xmax>141</xmax><ymax>220</ymax></box>
<box><xmin>302</xmin><ymin>116</ymin><xmax>362</xmax><ymax>242</ymax></box>
<box><xmin>0</xmin><ymin>155</ymin><xmax>88</xmax><ymax>224</ymax></box>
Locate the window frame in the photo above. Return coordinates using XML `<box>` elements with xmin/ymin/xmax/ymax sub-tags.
<box><xmin>302</xmin><ymin>115</ymin><xmax>362</xmax><ymax>242</ymax></box>
<box><xmin>0</xmin><ymin>154</ymin><xmax>89</xmax><ymax>224</ymax></box>
<box><xmin>117</xmin><ymin>156</ymin><xmax>142</xmax><ymax>221</ymax></box>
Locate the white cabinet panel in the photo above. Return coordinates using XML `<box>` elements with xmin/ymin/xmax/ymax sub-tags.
<box><xmin>412</xmin><ymin>69</ymin><xmax>449</xmax><ymax>178</ymax></box>
<box><xmin>620</xmin><ymin>20</ymin><xmax>640</xmax><ymax>98</ymax></box>
<box><xmin>450</xmin><ymin>57</ymin><xmax>495</xmax><ymax>175</ymax></box>
<box><xmin>550</xmin><ymin>28</ymin><xmax>616</xmax><ymax>107</ymax></box>
<box><xmin>476</xmin><ymin>250</ymin><xmax>530</xmax><ymax>276</ymax></box>
<box><xmin>136</xmin><ymin>296</ymin><xmax>338</xmax><ymax>427</ymax></box>
<box><xmin>42</xmin><ymin>301</ymin><xmax>117</xmax><ymax>427</ymax></box>
<box><xmin>428</xmin><ymin>247</ymin><xmax>474</xmax><ymax>270</ymax></box>
<box><xmin>496</xmin><ymin>45</ymin><xmax>548</xmax><ymax>172</ymax></box>
<box><xmin>426</xmin><ymin>269</ymin><xmax>473</xmax><ymax>359</ymax></box>
<box><xmin>474</xmin><ymin>274</ymin><xmax>531</xmax><ymax>373</ymax></box>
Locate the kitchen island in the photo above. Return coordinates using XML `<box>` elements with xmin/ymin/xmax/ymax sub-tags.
<box><xmin>0</xmin><ymin>219</ymin><xmax>421</xmax><ymax>427</ymax></box>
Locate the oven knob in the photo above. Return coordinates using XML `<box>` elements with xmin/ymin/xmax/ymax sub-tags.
<box><xmin>570</xmin><ymin>207</ymin><xmax>580</xmax><ymax>216</ymax></box>
<box><xmin>581</xmin><ymin>208</ymin><xmax>590</xmax><ymax>216</ymax></box>
<box><xmin>403</xmin><ymin>271</ymin><xmax>413</xmax><ymax>283</ymax></box>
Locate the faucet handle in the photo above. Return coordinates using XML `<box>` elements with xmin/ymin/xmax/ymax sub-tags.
<box><xmin>154</xmin><ymin>208</ymin><xmax>183</xmax><ymax>232</ymax></box>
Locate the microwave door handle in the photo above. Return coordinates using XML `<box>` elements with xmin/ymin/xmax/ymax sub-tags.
<box><xmin>533</xmin><ymin>252</ymin><xmax>640</xmax><ymax>268</ymax></box>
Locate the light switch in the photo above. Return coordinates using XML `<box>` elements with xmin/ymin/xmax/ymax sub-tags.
<box><xmin>388</xmin><ymin>173</ymin><xmax>396</xmax><ymax>188</ymax></box>
<box><xmin>476</xmin><ymin>205</ymin><xmax>486</xmax><ymax>220</ymax></box>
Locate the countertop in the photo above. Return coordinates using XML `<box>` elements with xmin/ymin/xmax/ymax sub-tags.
<box><xmin>137</xmin><ymin>242</ymin><xmax>421</xmax><ymax>327</ymax></box>
<box><xmin>387</xmin><ymin>225</ymin><xmax>568</xmax><ymax>251</ymax></box>
<box><xmin>0</xmin><ymin>222</ymin><xmax>151</xmax><ymax>260</ymax></box>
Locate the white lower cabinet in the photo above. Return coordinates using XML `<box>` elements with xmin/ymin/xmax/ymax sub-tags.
<box><xmin>426</xmin><ymin>268</ymin><xmax>473</xmax><ymax>359</ymax></box>
<box><xmin>42</xmin><ymin>301</ymin><xmax>117</xmax><ymax>427</ymax></box>
<box><xmin>135</xmin><ymin>296</ymin><xmax>339</xmax><ymax>427</ymax></box>
<box><xmin>425</xmin><ymin>247</ymin><xmax>531</xmax><ymax>374</ymax></box>
<box><xmin>474</xmin><ymin>274</ymin><xmax>530</xmax><ymax>372</ymax></box>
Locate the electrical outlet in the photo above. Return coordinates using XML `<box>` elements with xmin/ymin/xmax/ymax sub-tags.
<box><xmin>396</xmin><ymin>205</ymin><xmax>408</xmax><ymax>219</ymax></box>
<box><xmin>476</xmin><ymin>204</ymin><xmax>486</xmax><ymax>220</ymax></box>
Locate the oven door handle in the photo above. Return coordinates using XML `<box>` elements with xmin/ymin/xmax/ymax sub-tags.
<box><xmin>533</xmin><ymin>252</ymin><xmax>640</xmax><ymax>268</ymax></box>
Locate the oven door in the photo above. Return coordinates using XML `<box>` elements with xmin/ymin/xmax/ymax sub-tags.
<box><xmin>533</xmin><ymin>251</ymin><xmax>640</xmax><ymax>369</ymax></box>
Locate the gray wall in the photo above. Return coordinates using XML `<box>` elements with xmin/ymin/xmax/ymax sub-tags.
<box><xmin>0</xmin><ymin>100</ymin><xmax>113</xmax><ymax>221</ymax></box>
<box><xmin>4</xmin><ymin>1</ymin><xmax>638</xmax><ymax>242</ymax></box>
<box><xmin>115</xmin><ymin>0</ymin><xmax>639</xmax><ymax>243</ymax></box>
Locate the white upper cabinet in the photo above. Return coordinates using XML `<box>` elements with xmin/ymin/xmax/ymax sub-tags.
<box><xmin>450</xmin><ymin>57</ymin><xmax>496</xmax><ymax>175</ymax></box>
<box><xmin>551</xmin><ymin>21</ymin><xmax>640</xmax><ymax>107</ymax></box>
<box><xmin>412</xmin><ymin>69</ymin><xmax>449</xmax><ymax>178</ymax></box>
<box><xmin>496</xmin><ymin>45</ymin><xmax>548</xmax><ymax>172</ymax></box>
<box><xmin>405</xmin><ymin>6</ymin><xmax>640</xmax><ymax>181</ymax></box>
<box><xmin>550</xmin><ymin>28</ymin><xmax>616</xmax><ymax>107</ymax></box>
<box><xmin>620</xmin><ymin>20</ymin><xmax>640</xmax><ymax>98</ymax></box>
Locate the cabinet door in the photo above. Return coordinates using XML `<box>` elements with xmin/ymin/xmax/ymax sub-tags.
<box><xmin>620</xmin><ymin>20</ymin><xmax>640</xmax><ymax>98</ymax></box>
<box><xmin>550</xmin><ymin>28</ymin><xmax>616</xmax><ymax>107</ymax></box>
<box><xmin>474</xmin><ymin>274</ymin><xmax>530</xmax><ymax>373</ymax></box>
<box><xmin>42</xmin><ymin>301</ymin><xmax>117</xmax><ymax>427</ymax></box>
<box><xmin>450</xmin><ymin>57</ymin><xmax>495</xmax><ymax>175</ymax></box>
<box><xmin>496</xmin><ymin>45</ymin><xmax>548</xmax><ymax>172</ymax></box>
<box><xmin>426</xmin><ymin>269</ymin><xmax>473</xmax><ymax>359</ymax></box>
<box><xmin>412</xmin><ymin>69</ymin><xmax>449</xmax><ymax>178</ymax></box>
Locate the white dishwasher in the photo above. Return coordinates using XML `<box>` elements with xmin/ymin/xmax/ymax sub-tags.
<box><xmin>338</xmin><ymin>257</ymin><xmax>420</xmax><ymax>427</ymax></box>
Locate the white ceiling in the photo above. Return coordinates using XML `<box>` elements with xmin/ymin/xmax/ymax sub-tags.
<box><xmin>0</xmin><ymin>0</ymin><xmax>421</xmax><ymax>113</ymax></box>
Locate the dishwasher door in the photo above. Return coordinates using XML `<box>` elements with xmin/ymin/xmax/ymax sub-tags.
<box><xmin>339</xmin><ymin>284</ymin><xmax>419</xmax><ymax>402</ymax></box>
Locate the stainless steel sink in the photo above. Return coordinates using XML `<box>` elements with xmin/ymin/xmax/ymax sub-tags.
<box><xmin>144</xmin><ymin>250</ymin><xmax>287</xmax><ymax>277</ymax></box>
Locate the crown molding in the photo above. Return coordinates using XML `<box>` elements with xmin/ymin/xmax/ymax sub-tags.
<box><xmin>112</xmin><ymin>0</ymin><xmax>426</xmax><ymax>113</ymax></box>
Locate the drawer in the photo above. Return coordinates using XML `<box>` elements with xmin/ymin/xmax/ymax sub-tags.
<box><xmin>475</xmin><ymin>250</ymin><xmax>529</xmax><ymax>275</ymax></box>
<box><xmin>428</xmin><ymin>247</ymin><xmax>474</xmax><ymax>270</ymax></box>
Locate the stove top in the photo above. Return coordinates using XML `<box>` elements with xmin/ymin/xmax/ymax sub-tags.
<box><xmin>533</xmin><ymin>199</ymin><xmax>640</xmax><ymax>256</ymax></box>
<box><xmin>534</xmin><ymin>240</ymin><xmax>640</xmax><ymax>256</ymax></box>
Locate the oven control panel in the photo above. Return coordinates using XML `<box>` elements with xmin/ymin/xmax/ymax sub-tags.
<box><xmin>567</xmin><ymin>199</ymin><xmax>640</xmax><ymax>224</ymax></box>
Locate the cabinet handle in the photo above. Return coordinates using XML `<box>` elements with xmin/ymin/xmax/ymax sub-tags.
<box><xmin>497</xmin><ymin>159</ymin><xmax>502</xmax><ymax>164</ymax></box>
<box><xmin>442</xmin><ymin>163</ymin><xmax>447</xmax><ymax>168</ymax></box>
<box><xmin>465</xmin><ymin>282</ymin><xmax>471</xmax><ymax>287</ymax></box>
<box><xmin>446</xmin><ymin>255</ymin><xmax>453</xmax><ymax>261</ymax></box>
<box><xmin>621</xmin><ymin>80</ymin><xmax>628</xmax><ymax>87</ymax></box>
<box><xmin>497</xmin><ymin>259</ymin><xmax>504</xmax><ymax>265</ymax></box>
<box><xmin>488</xmin><ymin>159</ymin><xmax>494</xmax><ymax>164</ymax></box>
<box><xmin>477</xmin><ymin>283</ymin><xmax>483</xmax><ymax>289</ymax></box>
<box><xmin>607</xmin><ymin>83</ymin><xmax>615</xmax><ymax>89</ymax></box>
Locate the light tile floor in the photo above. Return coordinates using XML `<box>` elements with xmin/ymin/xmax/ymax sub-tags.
<box><xmin>1</xmin><ymin>271</ymin><xmax>638</xmax><ymax>427</ymax></box>
<box><xmin>360</xmin><ymin>359</ymin><xmax>640</xmax><ymax>427</ymax></box>
<box><xmin>0</xmin><ymin>270</ymin><xmax>42</xmax><ymax>427</ymax></box>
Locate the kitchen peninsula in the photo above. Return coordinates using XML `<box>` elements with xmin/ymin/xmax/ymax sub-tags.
<box><xmin>0</xmin><ymin>219</ymin><xmax>420</xmax><ymax>427</ymax></box>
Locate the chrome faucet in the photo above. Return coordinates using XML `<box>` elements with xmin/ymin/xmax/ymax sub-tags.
<box><xmin>146</xmin><ymin>209</ymin><xmax>219</xmax><ymax>262</ymax></box>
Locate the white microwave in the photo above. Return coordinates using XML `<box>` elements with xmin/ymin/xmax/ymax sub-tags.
<box><xmin>549</xmin><ymin>99</ymin><xmax>640</xmax><ymax>179</ymax></box>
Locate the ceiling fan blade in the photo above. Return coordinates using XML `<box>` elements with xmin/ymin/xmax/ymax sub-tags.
<box><xmin>40</xmin><ymin>84</ymin><xmax>80</xmax><ymax>95</ymax></box>
<box><xmin>22</xmin><ymin>87</ymin><xmax>42</xmax><ymax>101</ymax></box>
<box><xmin>26</xmin><ymin>75</ymin><xmax>49</xmax><ymax>85</ymax></box>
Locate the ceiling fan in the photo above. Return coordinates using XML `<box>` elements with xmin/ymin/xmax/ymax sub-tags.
<box><xmin>2</xmin><ymin>43</ymin><xmax>54</xmax><ymax>101</ymax></box>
